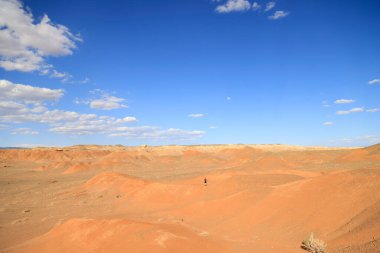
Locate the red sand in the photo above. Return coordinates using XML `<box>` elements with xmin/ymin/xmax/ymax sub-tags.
<box><xmin>1</xmin><ymin>144</ymin><xmax>379</xmax><ymax>253</ymax></box>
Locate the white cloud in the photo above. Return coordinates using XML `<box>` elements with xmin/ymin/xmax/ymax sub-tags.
<box><xmin>252</xmin><ymin>2</ymin><xmax>261</xmax><ymax>11</ymax></box>
<box><xmin>0</xmin><ymin>106</ymin><xmax>81</xmax><ymax>124</ymax></box>
<box><xmin>188</xmin><ymin>113</ymin><xmax>205</xmax><ymax>118</ymax></box>
<box><xmin>116</xmin><ymin>116</ymin><xmax>138</xmax><ymax>123</ymax></box>
<box><xmin>264</xmin><ymin>1</ymin><xmax>275</xmax><ymax>12</ymax></box>
<box><xmin>209</xmin><ymin>126</ymin><xmax>217</xmax><ymax>129</ymax></box>
<box><xmin>366</xmin><ymin>108</ymin><xmax>379</xmax><ymax>113</ymax></box>
<box><xmin>336</xmin><ymin>107</ymin><xmax>364</xmax><ymax>115</ymax></box>
<box><xmin>50</xmin><ymin>121</ymin><xmax>204</xmax><ymax>142</ymax></box>
<box><xmin>90</xmin><ymin>96</ymin><xmax>127</xmax><ymax>110</ymax></box>
<box><xmin>0</xmin><ymin>79</ymin><xmax>66</xmax><ymax>123</ymax></box>
<box><xmin>323</xmin><ymin>122</ymin><xmax>333</xmax><ymax>126</ymax></box>
<box><xmin>0</xmin><ymin>81</ymin><xmax>129</xmax><ymax>127</ymax></box>
<box><xmin>268</xmin><ymin>10</ymin><xmax>289</xmax><ymax>20</ymax></box>
<box><xmin>89</xmin><ymin>90</ymin><xmax>128</xmax><ymax>110</ymax></box>
<box><xmin>0</xmin><ymin>101</ymin><xmax>28</xmax><ymax>115</ymax></box>
<box><xmin>50</xmin><ymin>70</ymin><xmax>72</xmax><ymax>82</ymax></box>
<box><xmin>109</xmin><ymin>126</ymin><xmax>204</xmax><ymax>141</ymax></box>
<box><xmin>368</xmin><ymin>79</ymin><xmax>380</xmax><ymax>85</ymax></box>
<box><xmin>50</xmin><ymin>70</ymin><xmax>68</xmax><ymax>78</ymax></box>
<box><xmin>333</xmin><ymin>135</ymin><xmax>380</xmax><ymax>147</ymax></box>
<box><xmin>70</xmin><ymin>77</ymin><xmax>90</xmax><ymax>84</ymax></box>
<box><xmin>0</xmin><ymin>79</ymin><xmax>64</xmax><ymax>104</ymax></box>
<box><xmin>215</xmin><ymin>0</ymin><xmax>251</xmax><ymax>13</ymax></box>
<box><xmin>11</xmin><ymin>127</ymin><xmax>39</xmax><ymax>135</ymax></box>
<box><xmin>49</xmin><ymin>120</ymin><xmax>113</xmax><ymax>135</ymax></box>
<box><xmin>1</xmin><ymin>80</ymin><xmax>202</xmax><ymax>141</ymax></box>
<box><xmin>1</xmin><ymin>109</ymin><xmax>138</xmax><ymax>135</ymax></box>
<box><xmin>334</xmin><ymin>99</ymin><xmax>355</xmax><ymax>104</ymax></box>
<box><xmin>0</xmin><ymin>0</ymin><xmax>80</xmax><ymax>78</ymax></box>
<box><xmin>2</xmin><ymin>103</ymin><xmax>203</xmax><ymax>141</ymax></box>
<box><xmin>76</xmin><ymin>89</ymin><xmax>128</xmax><ymax>110</ymax></box>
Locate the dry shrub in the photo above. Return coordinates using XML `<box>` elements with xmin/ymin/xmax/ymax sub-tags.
<box><xmin>301</xmin><ymin>232</ymin><xmax>326</xmax><ymax>253</ymax></box>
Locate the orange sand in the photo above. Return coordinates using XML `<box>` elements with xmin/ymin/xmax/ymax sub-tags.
<box><xmin>0</xmin><ymin>144</ymin><xmax>379</xmax><ymax>253</ymax></box>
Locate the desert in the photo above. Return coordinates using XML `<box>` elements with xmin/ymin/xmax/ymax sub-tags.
<box><xmin>1</xmin><ymin>144</ymin><xmax>379</xmax><ymax>253</ymax></box>
<box><xmin>1</xmin><ymin>1</ymin><xmax>380</xmax><ymax>252</ymax></box>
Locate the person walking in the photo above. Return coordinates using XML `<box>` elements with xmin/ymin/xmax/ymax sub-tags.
<box><xmin>204</xmin><ymin>177</ymin><xmax>207</xmax><ymax>186</ymax></box>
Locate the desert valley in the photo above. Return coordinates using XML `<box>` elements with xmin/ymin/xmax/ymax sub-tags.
<box><xmin>0</xmin><ymin>144</ymin><xmax>379</xmax><ymax>253</ymax></box>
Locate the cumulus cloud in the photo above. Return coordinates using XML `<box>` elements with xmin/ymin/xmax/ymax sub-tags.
<box><xmin>0</xmin><ymin>79</ymin><xmax>64</xmax><ymax>104</ymax></box>
<box><xmin>323</xmin><ymin>122</ymin><xmax>333</xmax><ymax>126</ymax></box>
<box><xmin>50</xmin><ymin>120</ymin><xmax>204</xmax><ymax>141</ymax></box>
<box><xmin>0</xmin><ymin>101</ymin><xmax>29</xmax><ymax>116</ymax></box>
<box><xmin>368</xmin><ymin>79</ymin><xmax>380</xmax><ymax>85</ymax></box>
<box><xmin>188</xmin><ymin>113</ymin><xmax>205</xmax><ymax>118</ymax></box>
<box><xmin>366</xmin><ymin>108</ymin><xmax>379</xmax><ymax>113</ymax></box>
<box><xmin>334</xmin><ymin>99</ymin><xmax>355</xmax><ymax>104</ymax></box>
<box><xmin>0</xmin><ymin>79</ymin><xmax>65</xmax><ymax>123</ymax></box>
<box><xmin>0</xmin><ymin>103</ymin><xmax>139</xmax><ymax>134</ymax></box>
<box><xmin>11</xmin><ymin>127</ymin><xmax>39</xmax><ymax>135</ymax></box>
<box><xmin>0</xmin><ymin>106</ymin><xmax>84</xmax><ymax>124</ymax></box>
<box><xmin>268</xmin><ymin>10</ymin><xmax>289</xmax><ymax>20</ymax></box>
<box><xmin>90</xmin><ymin>96</ymin><xmax>127</xmax><ymax>110</ymax></box>
<box><xmin>0</xmin><ymin>0</ymin><xmax>80</xmax><ymax>78</ymax></box>
<box><xmin>264</xmin><ymin>1</ymin><xmax>275</xmax><ymax>12</ymax></box>
<box><xmin>0</xmin><ymin>81</ymin><xmax>132</xmax><ymax>128</ymax></box>
<box><xmin>1</xmin><ymin>80</ymin><xmax>202</xmax><ymax>141</ymax></box>
<box><xmin>76</xmin><ymin>89</ymin><xmax>128</xmax><ymax>110</ymax></box>
<box><xmin>215</xmin><ymin>0</ymin><xmax>251</xmax><ymax>13</ymax></box>
<box><xmin>117</xmin><ymin>116</ymin><xmax>137</xmax><ymax>123</ymax></box>
<box><xmin>336</xmin><ymin>107</ymin><xmax>364</xmax><ymax>115</ymax></box>
<box><xmin>49</xmin><ymin>118</ymin><xmax>120</xmax><ymax>135</ymax></box>
<box><xmin>1</xmin><ymin>100</ymin><xmax>202</xmax><ymax>140</ymax></box>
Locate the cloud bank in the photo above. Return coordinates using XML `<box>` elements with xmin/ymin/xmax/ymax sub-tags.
<box><xmin>1</xmin><ymin>79</ymin><xmax>204</xmax><ymax>141</ymax></box>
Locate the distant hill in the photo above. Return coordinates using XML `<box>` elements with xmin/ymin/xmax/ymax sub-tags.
<box><xmin>364</xmin><ymin>143</ymin><xmax>380</xmax><ymax>154</ymax></box>
<box><xmin>0</xmin><ymin>147</ymin><xmax>28</xmax><ymax>149</ymax></box>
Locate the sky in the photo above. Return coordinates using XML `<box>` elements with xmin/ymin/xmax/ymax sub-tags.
<box><xmin>0</xmin><ymin>0</ymin><xmax>379</xmax><ymax>147</ymax></box>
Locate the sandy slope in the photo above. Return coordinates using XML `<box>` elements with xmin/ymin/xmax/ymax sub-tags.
<box><xmin>0</xmin><ymin>144</ymin><xmax>379</xmax><ymax>253</ymax></box>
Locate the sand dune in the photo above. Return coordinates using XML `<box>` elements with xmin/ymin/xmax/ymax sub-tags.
<box><xmin>11</xmin><ymin>218</ymin><xmax>227</xmax><ymax>253</ymax></box>
<box><xmin>336</xmin><ymin>144</ymin><xmax>380</xmax><ymax>163</ymax></box>
<box><xmin>63</xmin><ymin>163</ymin><xmax>91</xmax><ymax>174</ymax></box>
<box><xmin>1</xmin><ymin>144</ymin><xmax>379</xmax><ymax>253</ymax></box>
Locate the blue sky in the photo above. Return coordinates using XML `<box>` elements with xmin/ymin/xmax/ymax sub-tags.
<box><xmin>0</xmin><ymin>0</ymin><xmax>379</xmax><ymax>147</ymax></box>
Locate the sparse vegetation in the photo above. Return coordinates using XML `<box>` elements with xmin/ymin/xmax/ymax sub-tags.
<box><xmin>301</xmin><ymin>232</ymin><xmax>326</xmax><ymax>253</ymax></box>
